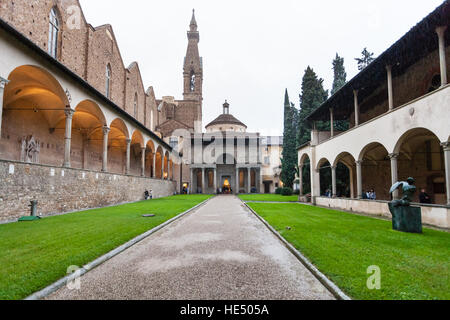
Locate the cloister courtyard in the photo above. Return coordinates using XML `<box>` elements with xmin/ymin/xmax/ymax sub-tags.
<box><xmin>0</xmin><ymin>194</ymin><xmax>448</xmax><ymax>301</ymax></box>
<box><xmin>0</xmin><ymin>0</ymin><xmax>449</xmax><ymax>306</ymax></box>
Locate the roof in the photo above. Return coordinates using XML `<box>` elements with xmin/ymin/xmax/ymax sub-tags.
<box><xmin>306</xmin><ymin>1</ymin><xmax>450</xmax><ymax>122</ymax></box>
<box><xmin>205</xmin><ymin>113</ymin><xmax>247</xmax><ymax>129</ymax></box>
<box><xmin>0</xmin><ymin>17</ymin><xmax>172</xmax><ymax>152</ymax></box>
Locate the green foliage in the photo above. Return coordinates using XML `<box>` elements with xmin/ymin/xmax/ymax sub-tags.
<box><xmin>281</xmin><ymin>89</ymin><xmax>298</xmax><ymax>189</ymax></box>
<box><xmin>331</xmin><ymin>53</ymin><xmax>350</xmax><ymax>132</ymax></box>
<box><xmin>319</xmin><ymin>162</ymin><xmax>351</xmax><ymax>197</ymax></box>
<box><xmin>249</xmin><ymin>203</ymin><xmax>450</xmax><ymax>300</ymax></box>
<box><xmin>355</xmin><ymin>47</ymin><xmax>375</xmax><ymax>71</ymax></box>
<box><xmin>281</xmin><ymin>187</ymin><xmax>293</xmax><ymax>196</ymax></box>
<box><xmin>297</xmin><ymin>66</ymin><xmax>329</xmax><ymax>147</ymax></box>
<box><xmin>275</xmin><ymin>187</ymin><xmax>283</xmax><ymax>195</ymax></box>
<box><xmin>331</xmin><ymin>53</ymin><xmax>347</xmax><ymax>96</ymax></box>
<box><xmin>0</xmin><ymin>195</ymin><xmax>211</xmax><ymax>300</ymax></box>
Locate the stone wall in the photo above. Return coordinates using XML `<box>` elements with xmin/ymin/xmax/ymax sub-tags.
<box><xmin>0</xmin><ymin>160</ymin><xmax>176</xmax><ymax>223</ymax></box>
<box><xmin>315</xmin><ymin>197</ymin><xmax>450</xmax><ymax>229</ymax></box>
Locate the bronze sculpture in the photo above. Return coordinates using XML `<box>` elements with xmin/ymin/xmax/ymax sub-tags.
<box><xmin>389</xmin><ymin>177</ymin><xmax>422</xmax><ymax>233</ymax></box>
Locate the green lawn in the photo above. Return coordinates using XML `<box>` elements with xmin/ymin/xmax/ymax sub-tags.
<box><xmin>0</xmin><ymin>194</ymin><xmax>211</xmax><ymax>300</ymax></box>
<box><xmin>248</xmin><ymin>203</ymin><xmax>450</xmax><ymax>300</ymax></box>
<box><xmin>239</xmin><ymin>194</ymin><xmax>299</xmax><ymax>202</ymax></box>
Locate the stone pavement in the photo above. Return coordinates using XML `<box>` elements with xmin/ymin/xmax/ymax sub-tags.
<box><xmin>47</xmin><ymin>195</ymin><xmax>335</xmax><ymax>300</ymax></box>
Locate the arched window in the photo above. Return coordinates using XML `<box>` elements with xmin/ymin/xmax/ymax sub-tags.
<box><xmin>48</xmin><ymin>8</ymin><xmax>59</xmax><ymax>58</ymax></box>
<box><xmin>150</xmin><ymin>110</ymin><xmax>154</xmax><ymax>130</ymax></box>
<box><xmin>105</xmin><ymin>65</ymin><xmax>111</xmax><ymax>98</ymax></box>
<box><xmin>190</xmin><ymin>70</ymin><xmax>196</xmax><ymax>92</ymax></box>
<box><xmin>134</xmin><ymin>93</ymin><xmax>138</xmax><ymax>118</ymax></box>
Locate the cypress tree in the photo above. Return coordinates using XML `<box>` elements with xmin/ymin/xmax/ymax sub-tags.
<box><xmin>331</xmin><ymin>53</ymin><xmax>347</xmax><ymax>96</ymax></box>
<box><xmin>355</xmin><ymin>47</ymin><xmax>375</xmax><ymax>71</ymax></box>
<box><xmin>281</xmin><ymin>89</ymin><xmax>297</xmax><ymax>189</ymax></box>
<box><xmin>297</xmin><ymin>66</ymin><xmax>329</xmax><ymax>147</ymax></box>
<box><xmin>331</xmin><ymin>53</ymin><xmax>349</xmax><ymax>131</ymax></box>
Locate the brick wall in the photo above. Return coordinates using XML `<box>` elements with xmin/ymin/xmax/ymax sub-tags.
<box><xmin>0</xmin><ymin>160</ymin><xmax>176</xmax><ymax>223</ymax></box>
<box><xmin>0</xmin><ymin>0</ymin><xmax>161</xmax><ymax>132</ymax></box>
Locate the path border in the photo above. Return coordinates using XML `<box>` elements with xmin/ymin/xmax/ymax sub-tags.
<box><xmin>241</xmin><ymin>200</ymin><xmax>352</xmax><ymax>301</ymax></box>
<box><xmin>25</xmin><ymin>196</ymin><xmax>214</xmax><ymax>300</ymax></box>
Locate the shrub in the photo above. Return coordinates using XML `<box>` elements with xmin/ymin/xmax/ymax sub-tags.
<box><xmin>275</xmin><ymin>188</ymin><xmax>283</xmax><ymax>195</ymax></box>
<box><xmin>281</xmin><ymin>187</ymin><xmax>293</xmax><ymax>196</ymax></box>
<box><xmin>293</xmin><ymin>189</ymin><xmax>300</xmax><ymax>195</ymax></box>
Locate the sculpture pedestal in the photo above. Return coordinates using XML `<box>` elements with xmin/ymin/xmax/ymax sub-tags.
<box><xmin>388</xmin><ymin>203</ymin><xmax>422</xmax><ymax>234</ymax></box>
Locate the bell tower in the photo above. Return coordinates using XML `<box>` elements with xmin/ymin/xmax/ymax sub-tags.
<box><xmin>183</xmin><ymin>9</ymin><xmax>203</xmax><ymax>132</ymax></box>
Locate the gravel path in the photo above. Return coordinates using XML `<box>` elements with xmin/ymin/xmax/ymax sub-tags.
<box><xmin>47</xmin><ymin>195</ymin><xmax>335</xmax><ymax>300</ymax></box>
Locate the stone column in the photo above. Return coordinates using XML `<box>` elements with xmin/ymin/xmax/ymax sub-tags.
<box><xmin>248</xmin><ymin>168</ymin><xmax>252</xmax><ymax>194</ymax></box>
<box><xmin>299</xmin><ymin>165</ymin><xmax>304</xmax><ymax>196</ymax></box>
<box><xmin>63</xmin><ymin>108</ymin><xmax>75</xmax><ymax>168</ymax></box>
<box><xmin>441</xmin><ymin>142</ymin><xmax>450</xmax><ymax>205</ymax></box>
<box><xmin>101</xmin><ymin>126</ymin><xmax>110</xmax><ymax>172</ymax></box>
<box><xmin>389</xmin><ymin>153</ymin><xmax>399</xmax><ymax>200</ymax></box>
<box><xmin>213</xmin><ymin>168</ymin><xmax>217</xmax><ymax>193</ymax></box>
<box><xmin>202</xmin><ymin>168</ymin><xmax>205</xmax><ymax>193</ymax></box>
<box><xmin>0</xmin><ymin>77</ymin><xmax>9</xmax><ymax>135</ymax></box>
<box><xmin>356</xmin><ymin>160</ymin><xmax>363</xmax><ymax>199</ymax></box>
<box><xmin>386</xmin><ymin>65</ymin><xmax>394</xmax><ymax>110</ymax></box>
<box><xmin>141</xmin><ymin>147</ymin><xmax>146</xmax><ymax>177</ymax></box>
<box><xmin>331</xmin><ymin>165</ymin><xmax>337</xmax><ymax>198</ymax></box>
<box><xmin>235</xmin><ymin>167</ymin><xmax>240</xmax><ymax>194</ymax></box>
<box><xmin>353</xmin><ymin>90</ymin><xmax>359</xmax><ymax>126</ymax></box>
<box><xmin>125</xmin><ymin>139</ymin><xmax>131</xmax><ymax>175</ymax></box>
<box><xmin>436</xmin><ymin>26</ymin><xmax>448</xmax><ymax>86</ymax></box>
<box><xmin>161</xmin><ymin>154</ymin><xmax>165</xmax><ymax>180</ymax></box>
<box><xmin>152</xmin><ymin>153</ymin><xmax>156</xmax><ymax>178</ymax></box>
<box><xmin>330</xmin><ymin>108</ymin><xmax>334</xmax><ymax>137</ymax></box>
<box><xmin>190</xmin><ymin>168</ymin><xmax>194</xmax><ymax>194</ymax></box>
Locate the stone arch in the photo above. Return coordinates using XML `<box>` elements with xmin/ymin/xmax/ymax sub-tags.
<box><xmin>164</xmin><ymin>150</ymin><xmax>170</xmax><ymax>179</ymax></box>
<box><xmin>299</xmin><ymin>153</ymin><xmax>312</xmax><ymax>196</ymax></box>
<box><xmin>316</xmin><ymin>157</ymin><xmax>331</xmax><ymax>171</ymax></box>
<box><xmin>1</xmin><ymin>65</ymin><xmax>70</xmax><ymax>166</ymax></box>
<box><xmin>394</xmin><ymin>128</ymin><xmax>446</xmax><ymax>204</ymax></box>
<box><xmin>69</xmin><ymin>100</ymin><xmax>108</xmax><ymax>170</ymax></box>
<box><xmin>333</xmin><ymin>152</ymin><xmax>357</xmax><ymax>199</ymax></box>
<box><xmin>317</xmin><ymin>157</ymin><xmax>332</xmax><ymax>197</ymax></box>
<box><xmin>145</xmin><ymin>139</ymin><xmax>156</xmax><ymax>178</ymax></box>
<box><xmin>299</xmin><ymin>152</ymin><xmax>311</xmax><ymax>167</ymax></box>
<box><xmin>393</xmin><ymin>127</ymin><xmax>442</xmax><ymax>155</ymax></box>
<box><xmin>358</xmin><ymin>142</ymin><xmax>391</xmax><ymax>200</ymax></box>
<box><xmin>128</xmin><ymin>130</ymin><xmax>144</xmax><ymax>176</ymax></box>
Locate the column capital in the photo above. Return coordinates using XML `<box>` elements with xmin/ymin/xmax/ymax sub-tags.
<box><xmin>0</xmin><ymin>76</ymin><xmax>10</xmax><ymax>89</ymax></box>
<box><xmin>331</xmin><ymin>165</ymin><xmax>337</xmax><ymax>170</ymax></box>
<box><xmin>441</xmin><ymin>142</ymin><xmax>450</xmax><ymax>152</ymax></box>
<box><xmin>389</xmin><ymin>153</ymin><xmax>399</xmax><ymax>160</ymax></box>
<box><xmin>102</xmin><ymin>126</ymin><xmax>110</xmax><ymax>135</ymax></box>
<box><xmin>141</xmin><ymin>146</ymin><xmax>146</xmax><ymax>151</ymax></box>
<box><xmin>64</xmin><ymin>108</ymin><xmax>75</xmax><ymax>119</ymax></box>
<box><xmin>386</xmin><ymin>64</ymin><xmax>392</xmax><ymax>72</ymax></box>
<box><xmin>125</xmin><ymin>138</ymin><xmax>132</xmax><ymax>144</ymax></box>
<box><xmin>356</xmin><ymin>160</ymin><xmax>363</xmax><ymax>166</ymax></box>
<box><xmin>353</xmin><ymin>89</ymin><xmax>359</xmax><ymax>96</ymax></box>
<box><xmin>436</xmin><ymin>26</ymin><xmax>447</xmax><ymax>38</ymax></box>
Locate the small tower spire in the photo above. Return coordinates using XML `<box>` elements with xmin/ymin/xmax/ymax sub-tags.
<box><xmin>190</xmin><ymin>9</ymin><xmax>197</xmax><ymax>31</ymax></box>
<box><xmin>223</xmin><ymin>100</ymin><xmax>230</xmax><ymax>114</ymax></box>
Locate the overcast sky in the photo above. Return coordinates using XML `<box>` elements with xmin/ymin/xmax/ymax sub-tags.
<box><xmin>79</xmin><ymin>0</ymin><xmax>444</xmax><ymax>136</ymax></box>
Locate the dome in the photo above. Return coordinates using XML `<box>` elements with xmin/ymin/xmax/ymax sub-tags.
<box><xmin>205</xmin><ymin>101</ymin><xmax>247</xmax><ymax>132</ymax></box>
